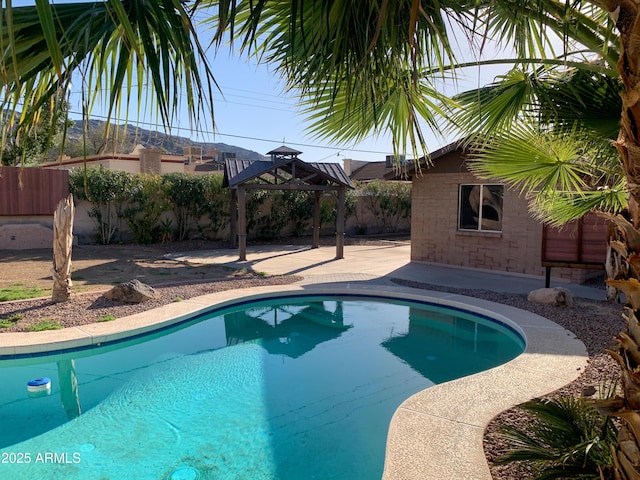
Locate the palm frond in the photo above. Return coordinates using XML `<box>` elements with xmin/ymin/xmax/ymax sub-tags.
<box><xmin>496</xmin><ymin>397</ymin><xmax>616</xmax><ymax>479</ymax></box>
<box><xmin>532</xmin><ymin>182</ymin><xmax>628</xmax><ymax>226</ymax></box>
<box><xmin>468</xmin><ymin>126</ymin><xmax>596</xmax><ymax>195</ymax></box>
<box><xmin>1</xmin><ymin>0</ymin><xmax>215</xmax><ymax>142</ymax></box>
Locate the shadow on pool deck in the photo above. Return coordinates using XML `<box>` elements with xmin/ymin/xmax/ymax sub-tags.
<box><xmin>169</xmin><ymin>242</ymin><xmax>606</xmax><ymax>300</ymax></box>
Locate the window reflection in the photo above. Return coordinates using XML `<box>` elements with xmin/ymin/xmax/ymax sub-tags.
<box><xmin>459</xmin><ymin>184</ymin><xmax>503</xmax><ymax>232</ymax></box>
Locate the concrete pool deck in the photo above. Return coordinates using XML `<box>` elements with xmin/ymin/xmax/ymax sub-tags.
<box><xmin>0</xmin><ymin>242</ymin><xmax>598</xmax><ymax>479</ymax></box>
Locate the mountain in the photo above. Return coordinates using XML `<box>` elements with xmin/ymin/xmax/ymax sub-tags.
<box><xmin>63</xmin><ymin>119</ymin><xmax>268</xmax><ymax>161</ymax></box>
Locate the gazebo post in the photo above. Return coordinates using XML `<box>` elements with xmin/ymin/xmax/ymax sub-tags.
<box><xmin>238</xmin><ymin>186</ymin><xmax>247</xmax><ymax>261</ymax></box>
<box><xmin>312</xmin><ymin>191</ymin><xmax>321</xmax><ymax>248</ymax></box>
<box><xmin>336</xmin><ymin>186</ymin><xmax>345</xmax><ymax>259</ymax></box>
<box><xmin>230</xmin><ymin>189</ymin><xmax>238</xmax><ymax>248</ymax></box>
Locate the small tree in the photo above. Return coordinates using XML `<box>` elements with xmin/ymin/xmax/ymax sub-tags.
<box><xmin>2</xmin><ymin>94</ymin><xmax>72</xmax><ymax>166</ymax></box>
<box><xmin>69</xmin><ymin>167</ymin><xmax>132</xmax><ymax>244</ymax></box>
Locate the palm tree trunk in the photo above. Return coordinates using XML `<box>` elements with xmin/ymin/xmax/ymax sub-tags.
<box><xmin>600</xmin><ymin>2</ymin><xmax>640</xmax><ymax>477</ymax></box>
<box><xmin>52</xmin><ymin>194</ymin><xmax>75</xmax><ymax>303</ymax></box>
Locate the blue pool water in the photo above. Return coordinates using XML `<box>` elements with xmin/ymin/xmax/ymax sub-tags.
<box><xmin>0</xmin><ymin>295</ymin><xmax>524</xmax><ymax>479</ymax></box>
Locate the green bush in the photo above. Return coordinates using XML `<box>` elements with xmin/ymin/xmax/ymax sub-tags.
<box><xmin>203</xmin><ymin>174</ymin><xmax>230</xmax><ymax>239</ymax></box>
<box><xmin>359</xmin><ymin>180</ymin><xmax>411</xmax><ymax>233</ymax></box>
<box><xmin>285</xmin><ymin>190</ymin><xmax>314</xmax><ymax>237</ymax></box>
<box><xmin>123</xmin><ymin>174</ymin><xmax>170</xmax><ymax>244</ymax></box>
<box><xmin>72</xmin><ymin>167</ymin><xmax>408</xmax><ymax>244</ymax></box>
<box><xmin>164</xmin><ymin>173</ymin><xmax>208</xmax><ymax>240</ymax></box>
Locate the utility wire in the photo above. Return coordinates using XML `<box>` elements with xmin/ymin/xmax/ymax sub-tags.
<box><xmin>64</xmin><ymin>109</ymin><xmax>392</xmax><ymax>156</ymax></box>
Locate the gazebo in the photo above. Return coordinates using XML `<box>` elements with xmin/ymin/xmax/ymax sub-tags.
<box><xmin>223</xmin><ymin>146</ymin><xmax>355</xmax><ymax>260</ymax></box>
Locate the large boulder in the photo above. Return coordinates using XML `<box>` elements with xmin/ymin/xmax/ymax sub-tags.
<box><xmin>103</xmin><ymin>279</ymin><xmax>158</xmax><ymax>304</ymax></box>
<box><xmin>527</xmin><ymin>287</ymin><xmax>574</xmax><ymax>307</ymax></box>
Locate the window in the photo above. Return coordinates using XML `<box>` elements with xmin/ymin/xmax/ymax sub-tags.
<box><xmin>458</xmin><ymin>184</ymin><xmax>503</xmax><ymax>232</ymax></box>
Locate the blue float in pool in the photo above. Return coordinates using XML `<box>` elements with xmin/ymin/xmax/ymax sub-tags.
<box><xmin>27</xmin><ymin>377</ymin><xmax>51</xmax><ymax>395</ymax></box>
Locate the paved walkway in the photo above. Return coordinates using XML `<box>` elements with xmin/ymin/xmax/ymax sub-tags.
<box><xmin>168</xmin><ymin>241</ymin><xmax>607</xmax><ymax>300</ymax></box>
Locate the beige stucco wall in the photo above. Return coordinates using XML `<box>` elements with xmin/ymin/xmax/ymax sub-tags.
<box><xmin>410</xmin><ymin>170</ymin><xmax>589</xmax><ymax>282</ymax></box>
<box><xmin>41</xmin><ymin>155</ymin><xmax>184</xmax><ymax>174</ymax></box>
<box><xmin>0</xmin><ymin>217</ymin><xmax>54</xmax><ymax>249</ymax></box>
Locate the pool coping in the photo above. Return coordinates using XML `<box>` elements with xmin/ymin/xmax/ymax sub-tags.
<box><xmin>0</xmin><ymin>282</ymin><xmax>588</xmax><ymax>479</ymax></box>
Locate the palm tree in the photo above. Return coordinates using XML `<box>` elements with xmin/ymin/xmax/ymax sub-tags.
<box><xmin>206</xmin><ymin>2</ymin><xmax>640</xmax><ymax>477</ymax></box>
<box><xmin>5</xmin><ymin>0</ymin><xmax>640</xmax><ymax>477</ymax></box>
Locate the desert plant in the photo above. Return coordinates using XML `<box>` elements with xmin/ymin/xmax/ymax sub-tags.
<box><xmin>496</xmin><ymin>397</ymin><xmax>617</xmax><ymax>479</ymax></box>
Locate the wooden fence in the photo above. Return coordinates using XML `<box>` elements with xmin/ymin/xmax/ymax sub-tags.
<box><xmin>541</xmin><ymin>213</ymin><xmax>609</xmax><ymax>286</ymax></box>
<box><xmin>0</xmin><ymin>166</ymin><xmax>69</xmax><ymax>215</ymax></box>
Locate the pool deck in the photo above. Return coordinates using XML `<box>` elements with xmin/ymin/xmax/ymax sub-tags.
<box><xmin>0</xmin><ymin>242</ymin><xmax>598</xmax><ymax>479</ymax></box>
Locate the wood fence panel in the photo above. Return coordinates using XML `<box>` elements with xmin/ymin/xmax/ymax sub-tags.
<box><xmin>541</xmin><ymin>213</ymin><xmax>608</xmax><ymax>266</ymax></box>
<box><xmin>0</xmin><ymin>166</ymin><xmax>69</xmax><ymax>215</ymax></box>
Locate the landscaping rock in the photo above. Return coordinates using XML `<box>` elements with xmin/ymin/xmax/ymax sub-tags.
<box><xmin>527</xmin><ymin>287</ymin><xmax>574</xmax><ymax>307</ymax></box>
<box><xmin>102</xmin><ymin>279</ymin><xmax>158</xmax><ymax>304</ymax></box>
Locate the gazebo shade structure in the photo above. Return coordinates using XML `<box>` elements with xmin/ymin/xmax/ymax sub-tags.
<box><xmin>223</xmin><ymin>146</ymin><xmax>355</xmax><ymax>260</ymax></box>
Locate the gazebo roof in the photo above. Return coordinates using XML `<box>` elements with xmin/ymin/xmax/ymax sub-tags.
<box><xmin>223</xmin><ymin>157</ymin><xmax>354</xmax><ymax>189</ymax></box>
<box><xmin>266</xmin><ymin>145</ymin><xmax>303</xmax><ymax>156</ymax></box>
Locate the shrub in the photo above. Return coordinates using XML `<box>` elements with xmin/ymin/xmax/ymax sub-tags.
<box><xmin>164</xmin><ymin>173</ymin><xmax>209</xmax><ymax>240</ymax></box>
<box><xmin>123</xmin><ymin>174</ymin><xmax>171</xmax><ymax>244</ymax></box>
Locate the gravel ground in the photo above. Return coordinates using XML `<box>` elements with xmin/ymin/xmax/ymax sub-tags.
<box><xmin>0</xmin><ymin>273</ymin><xmax>300</xmax><ymax>332</ymax></box>
<box><xmin>0</xmin><ymin>251</ymin><xmax>626</xmax><ymax>479</ymax></box>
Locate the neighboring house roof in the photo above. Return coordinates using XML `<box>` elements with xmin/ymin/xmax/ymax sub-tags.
<box><xmin>383</xmin><ymin>139</ymin><xmax>468</xmax><ymax>180</ymax></box>
<box><xmin>183</xmin><ymin>159</ymin><xmax>225</xmax><ymax>174</ymax></box>
<box><xmin>350</xmin><ymin>161</ymin><xmax>396</xmax><ymax>181</ymax></box>
<box><xmin>223</xmin><ymin>158</ymin><xmax>354</xmax><ymax>189</ymax></box>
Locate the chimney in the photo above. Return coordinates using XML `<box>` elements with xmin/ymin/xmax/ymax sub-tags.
<box><xmin>385</xmin><ymin>155</ymin><xmax>394</xmax><ymax>168</ymax></box>
<box><xmin>385</xmin><ymin>154</ymin><xmax>406</xmax><ymax>168</ymax></box>
<box><xmin>343</xmin><ymin>158</ymin><xmax>353</xmax><ymax>176</ymax></box>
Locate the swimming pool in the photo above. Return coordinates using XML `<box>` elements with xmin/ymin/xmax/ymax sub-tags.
<box><xmin>0</xmin><ymin>294</ymin><xmax>524</xmax><ymax>480</ymax></box>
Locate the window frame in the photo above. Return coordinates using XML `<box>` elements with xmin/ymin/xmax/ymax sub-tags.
<box><xmin>457</xmin><ymin>183</ymin><xmax>504</xmax><ymax>233</ymax></box>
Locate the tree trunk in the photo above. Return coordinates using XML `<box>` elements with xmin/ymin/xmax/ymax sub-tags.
<box><xmin>52</xmin><ymin>194</ymin><xmax>75</xmax><ymax>303</ymax></box>
<box><xmin>597</xmin><ymin>1</ymin><xmax>640</xmax><ymax>477</ymax></box>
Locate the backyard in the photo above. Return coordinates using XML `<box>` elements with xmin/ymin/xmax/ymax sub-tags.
<box><xmin>0</xmin><ymin>235</ymin><xmax>628</xmax><ymax>478</ymax></box>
